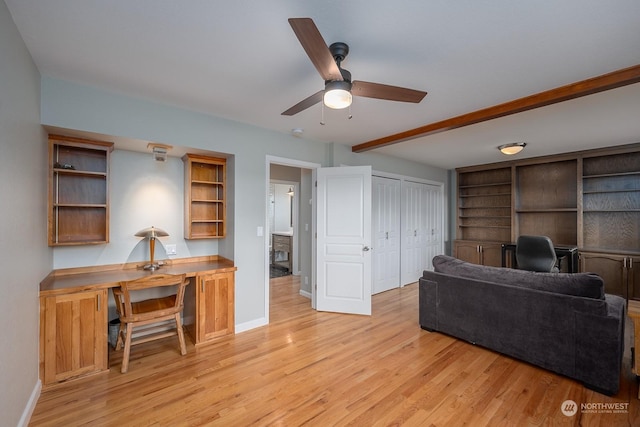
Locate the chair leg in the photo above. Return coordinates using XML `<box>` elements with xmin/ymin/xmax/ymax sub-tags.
<box><xmin>121</xmin><ymin>324</ymin><xmax>133</xmax><ymax>373</ymax></box>
<box><xmin>175</xmin><ymin>313</ymin><xmax>187</xmax><ymax>356</ymax></box>
<box><xmin>115</xmin><ymin>322</ymin><xmax>125</xmax><ymax>351</ymax></box>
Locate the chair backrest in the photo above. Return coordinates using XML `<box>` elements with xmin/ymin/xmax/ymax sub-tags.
<box><xmin>115</xmin><ymin>273</ymin><xmax>188</xmax><ymax>320</ymax></box>
<box><xmin>515</xmin><ymin>235</ymin><xmax>558</xmax><ymax>272</ymax></box>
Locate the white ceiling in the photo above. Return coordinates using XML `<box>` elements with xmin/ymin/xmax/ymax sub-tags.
<box><xmin>6</xmin><ymin>0</ymin><xmax>640</xmax><ymax>169</ymax></box>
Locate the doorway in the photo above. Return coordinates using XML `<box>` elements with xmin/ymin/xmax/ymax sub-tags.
<box><xmin>269</xmin><ymin>181</ymin><xmax>298</xmax><ymax>278</ymax></box>
<box><xmin>265</xmin><ymin>156</ymin><xmax>320</xmax><ymax>323</ymax></box>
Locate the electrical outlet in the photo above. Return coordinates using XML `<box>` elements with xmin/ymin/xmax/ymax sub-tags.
<box><xmin>165</xmin><ymin>244</ymin><xmax>177</xmax><ymax>255</ymax></box>
<box><xmin>304</xmin><ymin>276</ymin><xmax>309</xmax><ymax>285</ymax></box>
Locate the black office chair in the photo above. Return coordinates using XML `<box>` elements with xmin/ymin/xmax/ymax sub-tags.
<box><xmin>515</xmin><ymin>235</ymin><xmax>559</xmax><ymax>273</ymax></box>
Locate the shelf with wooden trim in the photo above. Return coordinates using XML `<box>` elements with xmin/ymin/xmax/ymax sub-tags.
<box><xmin>48</xmin><ymin>135</ymin><xmax>113</xmax><ymax>246</ymax></box>
<box><xmin>183</xmin><ymin>154</ymin><xmax>226</xmax><ymax>239</ymax></box>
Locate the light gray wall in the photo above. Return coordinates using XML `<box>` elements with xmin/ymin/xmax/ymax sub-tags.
<box><xmin>329</xmin><ymin>142</ymin><xmax>449</xmax><ymax>183</ymax></box>
<box><xmin>0</xmin><ymin>1</ymin><xmax>50</xmax><ymax>425</ymax></box>
<box><xmin>271</xmin><ymin>164</ymin><xmax>302</xmax><ymax>182</ymax></box>
<box><xmin>40</xmin><ymin>76</ymin><xmax>451</xmax><ymax>331</ymax></box>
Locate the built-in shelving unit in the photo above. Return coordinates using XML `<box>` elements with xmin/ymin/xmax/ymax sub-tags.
<box><xmin>48</xmin><ymin>135</ymin><xmax>113</xmax><ymax>246</ymax></box>
<box><xmin>515</xmin><ymin>159</ymin><xmax>578</xmax><ymax>246</ymax></box>
<box><xmin>457</xmin><ymin>167</ymin><xmax>512</xmax><ymax>243</ymax></box>
<box><xmin>582</xmin><ymin>151</ymin><xmax>640</xmax><ymax>252</ymax></box>
<box><xmin>456</xmin><ymin>142</ymin><xmax>640</xmax><ymax>299</ymax></box>
<box><xmin>183</xmin><ymin>154</ymin><xmax>226</xmax><ymax>239</ymax></box>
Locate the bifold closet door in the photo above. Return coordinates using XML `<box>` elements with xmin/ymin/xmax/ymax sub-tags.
<box><xmin>372</xmin><ymin>176</ymin><xmax>401</xmax><ymax>294</ymax></box>
<box><xmin>423</xmin><ymin>183</ymin><xmax>444</xmax><ymax>272</ymax></box>
<box><xmin>401</xmin><ymin>181</ymin><xmax>443</xmax><ymax>285</ymax></box>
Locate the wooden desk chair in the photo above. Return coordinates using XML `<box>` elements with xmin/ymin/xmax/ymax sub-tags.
<box><xmin>113</xmin><ymin>273</ymin><xmax>189</xmax><ymax>373</ymax></box>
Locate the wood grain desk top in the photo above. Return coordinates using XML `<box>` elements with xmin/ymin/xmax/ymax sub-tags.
<box><xmin>40</xmin><ymin>256</ymin><xmax>236</xmax><ymax>296</ymax></box>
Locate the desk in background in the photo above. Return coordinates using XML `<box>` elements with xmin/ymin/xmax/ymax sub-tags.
<box><xmin>501</xmin><ymin>243</ymin><xmax>579</xmax><ymax>273</ymax></box>
<box><xmin>271</xmin><ymin>232</ymin><xmax>293</xmax><ymax>273</ymax></box>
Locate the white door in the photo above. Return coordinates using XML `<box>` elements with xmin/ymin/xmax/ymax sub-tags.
<box><xmin>401</xmin><ymin>181</ymin><xmax>444</xmax><ymax>285</ymax></box>
<box><xmin>423</xmin><ymin>183</ymin><xmax>444</xmax><ymax>272</ymax></box>
<box><xmin>372</xmin><ymin>176</ymin><xmax>401</xmax><ymax>294</ymax></box>
<box><xmin>316</xmin><ymin>166</ymin><xmax>372</xmax><ymax>315</ymax></box>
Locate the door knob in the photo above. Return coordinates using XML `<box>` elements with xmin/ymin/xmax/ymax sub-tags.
<box><xmin>363</xmin><ymin>246</ymin><xmax>371</xmax><ymax>252</ymax></box>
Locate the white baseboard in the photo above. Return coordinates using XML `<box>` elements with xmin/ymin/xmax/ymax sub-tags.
<box><xmin>235</xmin><ymin>317</ymin><xmax>268</xmax><ymax>333</ymax></box>
<box><xmin>299</xmin><ymin>289</ymin><xmax>311</xmax><ymax>299</ymax></box>
<box><xmin>18</xmin><ymin>379</ymin><xmax>41</xmax><ymax>427</ymax></box>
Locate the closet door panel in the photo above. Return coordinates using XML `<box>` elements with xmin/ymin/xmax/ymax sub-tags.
<box><xmin>372</xmin><ymin>176</ymin><xmax>401</xmax><ymax>294</ymax></box>
<box><xmin>402</xmin><ymin>181</ymin><xmax>444</xmax><ymax>285</ymax></box>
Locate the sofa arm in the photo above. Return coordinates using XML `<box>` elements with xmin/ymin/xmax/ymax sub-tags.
<box><xmin>419</xmin><ymin>277</ymin><xmax>437</xmax><ymax>331</ymax></box>
<box><xmin>574</xmin><ymin>294</ymin><xmax>625</xmax><ymax>395</ymax></box>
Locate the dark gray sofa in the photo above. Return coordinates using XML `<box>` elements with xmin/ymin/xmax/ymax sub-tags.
<box><xmin>419</xmin><ymin>255</ymin><xmax>626</xmax><ymax>395</ymax></box>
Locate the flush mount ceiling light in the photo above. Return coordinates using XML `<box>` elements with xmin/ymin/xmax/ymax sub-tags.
<box><xmin>498</xmin><ymin>142</ymin><xmax>527</xmax><ymax>155</ymax></box>
<box><xmin>147</xmin><ymin>143</ymin><xmax>173</xmax><ymax>162</ymax></box>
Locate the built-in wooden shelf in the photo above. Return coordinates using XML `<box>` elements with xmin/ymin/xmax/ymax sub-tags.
<box><xmin>48</xmin><ymin>135</ymin><xmax>113</xmax><ymax>246</ymax></box>
<box><xmin>183</xmin><ymin>154</ymin><xmax>226</xmax><ymax>239</ymax></box>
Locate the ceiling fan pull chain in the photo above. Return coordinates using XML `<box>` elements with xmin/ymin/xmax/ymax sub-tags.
<box><xmin>320</xmin><ymin>102</ymin><xmax>325</xmax><ymax>125</ymax></box>
<box><xmin>348</xmin><ymin>103</ymin><xmax>353</xmax><ymax>120</ymax></box>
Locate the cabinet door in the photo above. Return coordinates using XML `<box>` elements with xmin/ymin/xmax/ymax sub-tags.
<box><xmin>197</xmin><ymin>272</ymin><xmax>235</xmax><ymax>343</ymax></box>
<box><xmin>40</xmin><ymin>290</ymin><xmax>108</xmax><ymax>386</ymax></box>
<box><xmin>627</xmin><ymin>257</ymin><xmax>640</xmax><ymax>301</ymax></box>
<box><xmin>454</xmin><ymin>241</ymin><xmax>481</xmax><ymax>264</ymax></box>
<box><xmin>580</xmin><ymin>252</ymin><xmax>627</xmax><ymax>299</ymax></box>
<box><xmin>480</xmin><ymin>243</ymin><xmax>504</xmax><ymax>267</ymax></box>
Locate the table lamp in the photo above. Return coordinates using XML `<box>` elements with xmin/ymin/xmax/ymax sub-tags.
<box><xmin>135</xmin><ymin>226</ymin><xmax>169</xmax><ymax>270</ymax></box>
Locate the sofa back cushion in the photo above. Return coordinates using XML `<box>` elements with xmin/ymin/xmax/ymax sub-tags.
<box><xmin>432</xmin><ymin>255</ymin><xmax>604</xmax><ymax>300</ymax></box>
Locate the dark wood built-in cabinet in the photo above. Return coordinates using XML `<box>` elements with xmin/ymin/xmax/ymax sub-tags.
<box><xmin>457</xmin><ymin>166</ymin><xmax>512</xmax><ymax>243</ymax></box>
<box><xmin>455</xmin><ymin>143</ymin><xmax>640</xmax><ymax>300</ymax></box>
<box><xmin>581</xmin><ymin>151</ymin><xmax>640</xmax><ymax>252</ymax></box>
<box><xmin>183</xmin><ymin>154</ymin><xmax>226</xmax><ymax>239</ymax></box>
<box><xmin>515</xmin><ymin>160</ymin><xmax>578</xmax><ymax>246</ymax></box>
<box><xmin>48</xmin><ymin>135</ymin><xmax>113</xmax><ymax>246</ymax></box>
<box><xmin>453</xmin><ymin>240</ymin><xmax>503</xmax><ymax>268</ymax></box>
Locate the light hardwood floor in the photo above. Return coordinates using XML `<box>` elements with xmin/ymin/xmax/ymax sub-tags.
<box><xmin>31</xmin><ymin>276</ymin><xmax>639</xmax><ymax>426</ymax></box>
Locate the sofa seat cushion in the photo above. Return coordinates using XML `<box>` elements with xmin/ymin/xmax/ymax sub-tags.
<box><xmin>432</xmin><ymin>255</ymin><xmax>604</xmax><ymax>300</ymax></box>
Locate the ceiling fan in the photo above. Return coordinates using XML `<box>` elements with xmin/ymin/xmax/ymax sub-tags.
<box><xmin>282</xmin><ymin>18</ymin><xmax>428</xmax><ymax>116</ymax></box>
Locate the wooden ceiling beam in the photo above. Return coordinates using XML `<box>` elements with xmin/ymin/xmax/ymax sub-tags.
<box><xmin>352</xmin><ymin>64</ymin><xmax>640</xmax><ymax>153</ymax></box>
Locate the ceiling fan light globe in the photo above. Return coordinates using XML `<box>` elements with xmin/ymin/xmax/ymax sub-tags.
<box><xmin>324</xmin><ymin>88</ymin><xmax>352</xmax><ymax>109</ymax></box>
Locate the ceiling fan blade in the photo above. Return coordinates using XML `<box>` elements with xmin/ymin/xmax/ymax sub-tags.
<box><xmin>288</xmin><ymin>18</ymin><xmax>343</xmax><ymax>82</ymax></box>
<box><xmin>281</xmin><ymin>90</ymin><xmax>324</xmax><ymax>116</ymax></box>
<box><xmin>352</xmin><ymin>81</ymin><xmax>427</xmax><ymax>103</ymax></box>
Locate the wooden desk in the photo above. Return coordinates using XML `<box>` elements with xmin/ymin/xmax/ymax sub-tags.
<box><xmin>39</xmin><ymin>256</ymin><xmax>236</xmax><ymax>387</ymax></box>
<box><xmin>628</xmin><ymin>300</ymin><xmax>640</xmax><ymax>398</ymax></box>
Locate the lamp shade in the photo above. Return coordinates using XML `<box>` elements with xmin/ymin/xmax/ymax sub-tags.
<box><xmin>135</xmin><ymin>226</ymin><xmax>169</xmax><ymax>239</ymax></box>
